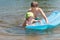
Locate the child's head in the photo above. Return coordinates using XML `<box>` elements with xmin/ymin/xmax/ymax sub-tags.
<box><xmin>31</xmin><ymin>1</ymin><xmax>38</xmax><ymax>7</ymax></box>
<box><xmin>26</xmin><ymin>12</ymin><xmax>34</xmax><ymax>20</ymax></box>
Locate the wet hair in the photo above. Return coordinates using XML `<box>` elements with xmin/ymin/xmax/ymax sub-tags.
<box><xmin>31</xmin><ymin>1</ymin><xmax>38</xmax><ymax>7</ymax></box>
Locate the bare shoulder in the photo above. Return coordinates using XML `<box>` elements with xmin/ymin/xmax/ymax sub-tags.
<box><xmin>36</xmin><ymin>7</ymin><xmax>42</xmax><ymax>11</ymax></box>
<box><xmin>28</xmin><ymin>8</ymin><xmax>31</xmax><ymax>12</ymax></box>
<box><xmin>38</xmin><ymin>7</ymin><xmax>44</xmax><ymax>12</ymax></box>
<box><xmin>38</xmin><ymin>7</ymin><xmax>42</xmax><ymax>10</ymax></box>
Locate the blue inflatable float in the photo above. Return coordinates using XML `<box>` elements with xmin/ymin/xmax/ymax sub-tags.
<box><xmin>25</xmin><ymin>11</ymin><xmax>60</xmax><ymax>30</ymax></box>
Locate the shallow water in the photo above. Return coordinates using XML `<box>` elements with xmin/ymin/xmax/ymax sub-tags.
<box><xmin>0</xmin><ymin>0</ymin><xmax>60</xmax><ymax>40</ymax></box>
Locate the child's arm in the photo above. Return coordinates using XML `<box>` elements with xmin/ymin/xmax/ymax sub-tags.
<box><xmin>26</xmin><ymin>21</ymin><xmax>29</xmax><ymax>26</ymax></box>
<box><xmin>39</xmin><ymin>8</ymin><xmax>48</xmax><ymax>23</ymax></box>
<box><xmin>32</xmin><ymin>19</ymin><xmax>41</xmax><ymax>23</ymax></box>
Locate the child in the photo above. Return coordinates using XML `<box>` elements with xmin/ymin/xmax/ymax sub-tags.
<box><xmin>28</xmin><ymin>1</ymin><xmax>48</xmax><ymax>23</ymax></box>
<box><xmin>22</xmin><ymin>1</ymin><xmax>48</xmax><ymax>26</ymax></box>
<box><xmin>22</xmin><ymin>12</ymin><xmax>41</xmax><ymax>26</ymax></box>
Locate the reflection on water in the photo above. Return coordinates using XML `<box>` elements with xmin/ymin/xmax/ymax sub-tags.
<box><xmin>0</xmin><ymin>0</ymin><xmax>60</xmax><ymax>40</ymax></box>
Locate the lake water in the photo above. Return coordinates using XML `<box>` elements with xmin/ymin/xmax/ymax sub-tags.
<box><xmin>0</xmin><ymin>0</ymin><xmax>60</xmax><ymax>40</ymax></box>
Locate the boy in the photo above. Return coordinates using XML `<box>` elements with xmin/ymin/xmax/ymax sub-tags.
<box><xmin>22</xmin><ymin>1</ymin><xmax>48</xmax><ymax>26</ymax></box>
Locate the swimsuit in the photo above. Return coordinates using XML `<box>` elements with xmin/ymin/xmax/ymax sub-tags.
<box><xmin>35</xmin><ymin>17</ymin><xmax>40</xmax><ymax>20</ymax></box>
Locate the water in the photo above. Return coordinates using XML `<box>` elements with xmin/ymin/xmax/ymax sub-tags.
<box><xmin>0</xmin><ymin>0</ymin><xmax>60</xmax><ymax>40</ymax></box>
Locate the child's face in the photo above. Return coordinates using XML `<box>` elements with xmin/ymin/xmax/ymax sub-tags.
<box><xmin>28</xmin><ymin>16</ymin><xmax>33</xmax><ymax>21</ymax></box>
